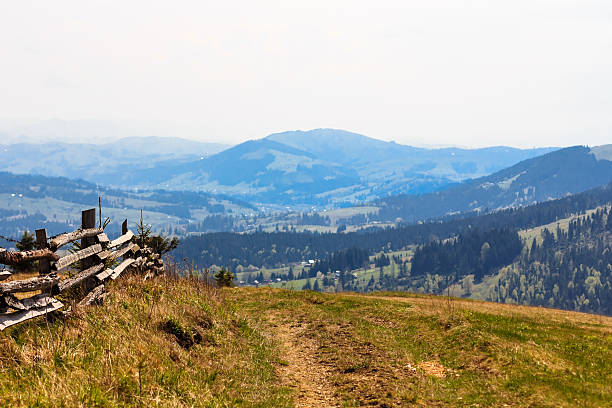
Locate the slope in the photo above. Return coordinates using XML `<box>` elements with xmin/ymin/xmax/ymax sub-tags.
<box><xmin>0</xmin><ymin>137</ymin><xmax>228</xmax><ymax>186</ymax></box>
<box><xmin>131</xmin><ymin>129</ymin><xmax>556</xmax><ymax>207</ymax></box>
<box><xmin>2</xmin><ymin>274</ymin><xmax>610</xmax><ymax>407</ymax></box>
<box><xmin>0</xmin><ymin>171</ymin><xmax>254</xmax><ymax>239</ymax></box>
<box><xmin>370</xmin><ymin>145</ymin><xmax>612</xmax><ymax>223</ymax></box>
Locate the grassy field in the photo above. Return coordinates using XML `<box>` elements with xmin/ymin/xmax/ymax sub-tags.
<box><xmin>231</xmin><ymin>289</ymin><xmax>612</xmax><ymax>407</ymax></box>
<box><xmin>0</xmin><ymin>275</ymin><xmax>291</xmax><ymax>407</ymax></box>
<box><xmin>1</xmin><ymin>274</ymin><xmax>610</xmax><ymax>407</ymax></box>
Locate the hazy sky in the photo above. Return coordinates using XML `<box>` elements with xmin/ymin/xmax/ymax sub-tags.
<box><xmin>1</xmin><ymin>1</ymin><xmax>611</xmax><ymax>147</ymax></box>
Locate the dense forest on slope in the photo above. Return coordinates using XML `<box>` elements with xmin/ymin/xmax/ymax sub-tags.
<box><xmin>318</xmin><ymin>208</ymin><xmax>612</xmax><ymax>316</ymax></box>
<box><xmin>411</xmin><ymin>229</ymin><xmax>522</xmax><ymax>282</ymax></box>
<box><xmin>489</xmin><ymin>207</ymin><xmax>612</xmax><ymax>314</ymax></box>
<box><xmin>175</xmin><ymin>181</ymin><xmax>612</xmax><ymax>269</ymax></box>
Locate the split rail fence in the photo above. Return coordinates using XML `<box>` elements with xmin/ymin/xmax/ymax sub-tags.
<box><xmin>0</xmin><ymin>208</ymin><xmax>165</xmax><ymax>330</ymax></box>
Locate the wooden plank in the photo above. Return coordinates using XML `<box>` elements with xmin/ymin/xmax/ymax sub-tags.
<box><xmin>96</xmin><ymin>233</ymin><xmax>109</xmax><ymax>245</ymax></box>
<box><xmin>98</xmin><ymin>242</ymin><xmax>135</xmax><ymax>261</ymax></box>
<box><xmin>0</xmin><ymin>274</ymin><xmax>60</xmax><ymax>294</ymax></box>
<box><xmin>4</xmin><ymin>294</ymin><xmax>58</xmax><ymax>311</ymax></box>
<box><xmin>96</xmin><ymin>268</ymin><xmax>114</xmax><ymax>281</ymax></box>
<box><xmin>110</xmin><ymin>243</ymin><xmax>135</xmax><ymax>260</ymax></box>
<box><xmin>54</xmin><ymin>244</ymin><xmax>103</xmax><ymax>271</ymax></box>
<box><xmin>0</xmin><ymin>248</ymin><xmax>59</xmax><ymax>266</ymax></box>
<box><xmin>0</xmin><ymin>299</ymin><xmax>64</xmax><ymax>331</ymax></box>
<box><xmin>49</xmin><ymin>228</ymin><xmax>104</xmax><ymax>251</ymax></box>
<box><xmin>110</xmin><ymin>258</ymin><xmax>135</xmax><ymax>280</ymax></box>
<box><xmin>0</xmin><ymin>270</ymin><xmax>11</xmax><ymax>281</ymax></box>
<box><xmin>35</xmin><ymin>229</ymin><xmax>51</xmax><ymax>275</ymax></box>
<box><xmin>78</xmin><ymin>284</ymin><xmax>105</xmax><ymax>307</ymax></box>
<box><xmin>108</xmin><ymin>231</ymin><xmax>134</xmax><ymax>249</ymax></box>
<box><xmin>57</xmin><ymin>263</ymin><xmax>105</xmax><ymax>293</ymax></box>
<box><xmin>82</xmin><ymin>209</ymin><xmax>97</xmax><ymax>269</ymax></box>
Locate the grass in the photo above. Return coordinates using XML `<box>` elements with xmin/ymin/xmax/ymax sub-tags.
<box><xmin>0</xmin><ymin>274</ymin><xmax>291</xmax><ymax>407</ymax></box>
<box><xmin>229</xmin><ymin>288</ymin><xmax>612</xmax><ymax>407</ymax></box>
<box><xmin>1</xmin><ymin>276</ymin><xmax>611</xmax><ymax>407</ymax></box>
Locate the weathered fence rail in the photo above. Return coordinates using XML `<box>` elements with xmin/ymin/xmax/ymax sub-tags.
<box><xmin>0</xmin><ymin>208</ymin><xmax>165</xmax><ymax>331</ymax></box>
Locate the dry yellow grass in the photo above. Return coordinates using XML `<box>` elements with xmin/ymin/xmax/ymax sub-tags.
<box><xmin>1</xmin><ymin>278</ymin><xmax>611</xmax><ymax>407</ymax></box>
<box><xmin>0</xmin><ymin>274</ymin><xmax>291</xmax><ymax>407</ymax></box>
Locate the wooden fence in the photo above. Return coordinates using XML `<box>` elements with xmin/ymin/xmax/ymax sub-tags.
<box><xmin>0</xmin><ymin>208</ymin><xmax>165</xmax><ymax>331</ymax></box>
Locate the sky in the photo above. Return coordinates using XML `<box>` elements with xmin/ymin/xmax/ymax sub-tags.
<box><xmin>1</xmin><ymin>0</ymin><xmax>611</xmax><ymax>148</ymax></box>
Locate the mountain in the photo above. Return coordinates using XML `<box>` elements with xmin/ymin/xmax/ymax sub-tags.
<box><xmin>0</xmin><ymin>137</ymin><xmax>229</xmax><ymax>183</ymax></box>
<box><xmin>366</xmin><ymin>145</ymin><xmax>612</xmax><ymax>223</ymax></box>
<box><xmin>131</xmin><ymin>129</ymin><xmax>555</xmax><ymax>207</ymax></box>
<box><xmin>176</xmin><ymin>180</ymin><xmax>612</xmax><ymax>314</ymax></box>
<box><xmin>0</xmin><ymin>171</ymin><xmax>254</xmax><ymax>242</ymax></box>
<box><xmin>175</xmin><ymin>180</ymin><xmax>612</xmax><ymax>269</ymax></box>
<box><xmin>120</xmin><ymin>138</ymin><xmax>362</xmax><ymax>207</ymax></box>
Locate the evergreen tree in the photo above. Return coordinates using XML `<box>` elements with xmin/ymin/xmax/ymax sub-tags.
<box><xmin>214</xmin><ymin>268</ymin><xmax>234</xmax><ymax>287</ymax></box>
<box><xmin>288</xmin><ymin>265</ymin><xmax>295</xmax><ymax>280</ymax></box>
<box><xmin>136</xmin><ymin>210</ymin><xmax>179</xmax><ymax>255</ymax></box>
<box><xmin>14</xmin><ymin>231</ymin><xmax>36</xmax><ymax>272</ymax></box>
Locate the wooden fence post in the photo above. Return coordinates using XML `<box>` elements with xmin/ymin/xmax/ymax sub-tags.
<box><xmin>122</xmin><ymin>219</ymin><xmax>129</xmax><ymax>261</ymax></box>
<box><xmin>81</xmin><ymin>209</ymin><xmax>97</xmax><ymax>269</ymax></box>
<box><xmin>35</xmin><ymin>229</ymin><xmax>50</xmax><ymax>275</ymax></box>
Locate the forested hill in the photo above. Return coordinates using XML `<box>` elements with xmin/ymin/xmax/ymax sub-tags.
<box><xmin>407</xmin><ymin>206</ymin><xmax>612</xmax><ymax>315</ymax></box>
<box><xmin>367</xmin><ymin>145</ymin><xmax>612</xmax><ymax>223</ymax></box>
<box><xmin>491</xmin><ymin>207</ymin><xmax>612</xmax><ymax>314</ymax></box>
<box><xmin>175</xmin><ymin>181</ymin><xmax>612</xmax><ymax>269</ymax></box>
<box><xmin>0</xmin><ymin>172</ymin><xmax>254</xmax><ymax>241</ymax></box>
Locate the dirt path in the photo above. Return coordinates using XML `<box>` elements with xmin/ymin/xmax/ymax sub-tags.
<box><xmin>272</xmin><ymin>320</ymin><xmax>339</xmax><ymax>408</ymax></box>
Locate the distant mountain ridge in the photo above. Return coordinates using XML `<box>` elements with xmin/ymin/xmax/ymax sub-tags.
<box><xmin>0</xmin><ymin>171</ymin><xmax>254</xmax><ymax>241</ymax></box>
<box><xmin>367</xmin><ymin>145</ymin><xmax>612</xmax><ymax>223</ymax></box>
<box><xmin>1</xmin><ymin>128</ymin><xmax>559</xmax><ymax>209</ymax></box>
<box><xmin>0</xmin><ymin>137</ymin><xmax>228</xmax><ymax>183</ymax></box>
<box><xmin>125</xmin><ymin>129</ymin><xmax>556</xmax><ymax>207</ymax></box>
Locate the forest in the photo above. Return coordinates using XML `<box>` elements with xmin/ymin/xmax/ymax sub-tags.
<box><xmin>174</xmin><ymin>181</ymin><xmax>612</xmax><ymax>269</ymax></box>
<box><xmin>411</xmin><ymin>229</ymin><xmax>522</xmax><ymax>282</ymax></box>
<box><xmin>489</xmin><ymin>207</ymin><xmax>612</xmax><ymax>314</ymax></box>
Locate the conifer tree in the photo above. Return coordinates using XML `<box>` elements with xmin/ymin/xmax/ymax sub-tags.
<box><xmin>14</xmin><ymin>231</ymin><xmax>36</xmax><ymax>272</ymax></box>
<box><xmin>214</xmin><ymin>267</ymin><xmax>234</xmax><ymax>287</ymax></box>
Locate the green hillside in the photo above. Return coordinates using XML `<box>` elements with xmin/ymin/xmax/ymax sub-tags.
<box><xmin>1</xmin><ymin>273</ymin><xmax>610</xmax><ymax>407</ymax></box>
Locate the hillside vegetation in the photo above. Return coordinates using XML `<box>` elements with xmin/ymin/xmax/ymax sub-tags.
<box><xmin>1</xmin><ymin>273</ymin><xmax>610</xmax><ymax>407</ymax></box>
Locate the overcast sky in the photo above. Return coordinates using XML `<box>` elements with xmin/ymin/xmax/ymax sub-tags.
<box><xmin>1</xmin><ymin>1</ymin><xmax>611</xmax><ymax>147</ymax></box>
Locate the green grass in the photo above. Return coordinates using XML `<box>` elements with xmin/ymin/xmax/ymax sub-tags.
<box><xmin>2</xmin><ymin>277</ymin><xmax>611</xmax><ymax>407</ymax></box>
<box><xmin>229</xmin><ymin>288</ymin><xmax>612</xmax><ymax>407</ymax></box>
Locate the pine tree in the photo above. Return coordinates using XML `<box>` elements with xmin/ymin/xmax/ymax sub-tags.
<box><xmin>288</xmin><ymin>265</ymin><xmax>295</xmax><ymax>280</ymax></box>
<box><xmin>136</xmin><ymin>210</ymin><xmax>179</xmax><ymax>255</ymax></box>
<box><xmin>214</xmin><ymin>268</ymin><xmax>234</xmax><ymax>287</ymax></box>
<box><xmin>14</xmin><ymin>231</ymin><xmax>36</xmax><ymax>272</ymax></box>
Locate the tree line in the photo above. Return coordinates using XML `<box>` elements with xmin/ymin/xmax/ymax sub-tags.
<box><xmin>174</xmin><ymin>182</ymin><xmax>612</xmax><ymax>269</ymax></box>
<box><xmin>489</xmin><ymin>207</ymin><xmax>612</xmax><ymax>314</ymax></box>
